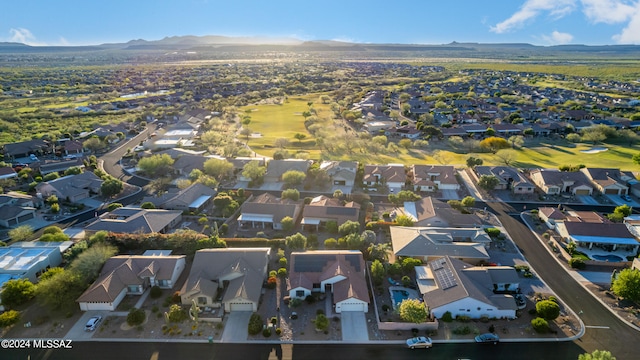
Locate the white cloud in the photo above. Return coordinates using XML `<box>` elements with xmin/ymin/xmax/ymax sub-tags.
<box><xmin>613</xmin><ymin>5</ymin><xmax>640</xmax><ymax>43</ymax></box>
<box><xmin>490</xmin><ymin>0</ymin><xmax>577</xmax><ymax>33</ymax></box>
<box><xmin>580</xmin><ymin>0</ymin><xmax>636</xmax><ymax>24</ymax></box>
<box><xmin>8</xmin><ymin>28</ymin><xmax>39</xmax><ymax>45</ymax></box>
<box><xmin>542</xmin><ymin>30</ymin><xmax>575</xmax><ymax>44</ymax></box>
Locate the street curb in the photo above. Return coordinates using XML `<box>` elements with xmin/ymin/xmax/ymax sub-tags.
<box><xmin>519</xmin><ymin>211</ymin><xmax>640</xmax><ymax>333</ymax></box>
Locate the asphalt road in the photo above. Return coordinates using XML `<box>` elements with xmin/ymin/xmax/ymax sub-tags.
<box><xmin>4</xmin><ymin>341</ymin><xmax>588</xmax><ymax>360</ymax></box>
<box><xmin>487</xmin><ymin>201</ymin><xmax>640</xmax><ymax>359</ymax></box>
<box><xmin>100</xmin><ymin>123</ymin><xmax>155</xmax><ymax>187</ymax></box>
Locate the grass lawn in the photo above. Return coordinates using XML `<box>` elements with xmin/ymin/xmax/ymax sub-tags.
<box><xmin>241</xmin><ymin>94</ymin><xmax>332</xmax><ymax>158</ymax></box>
<box><xmin>238</xmin><ymin>94</ymin><xmax>639</xmax><ymax>169</ymax></box>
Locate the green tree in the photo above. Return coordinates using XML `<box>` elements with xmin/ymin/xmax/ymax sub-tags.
<box><xmin>398</xmin><ymin>298</ymin><xmax>428</xmax><ymax>323</ymax></box>
<box><xmin>466</xmin><ymin>156</ymin><xmax>483</xmax><ymax>168</ymax></box>
<box><xmin>495</xmin><ymin>149</ymin><xmax>518</xmax><ymax>166</ymax></box>
<box><xmin>0</xmin><ymin>310</ymin><xmax>21</xmax><ymax>327</ymax></box>
<box><xmin>607</xmin><ymin>204</ymin><xmax>632</xmax><ymax>223</ymax></box>
<box><xmin>127</xmin><ymin>308</ymin><xmax>146</xmax><ymax>326</ymax></box>
<box><xmin>203</xmin><ymin>158</ymin><xmax>234</xmax><ymax>180</ymax></box>
<box><xmin>633</xmin><ymin>153</ymin><xmax>640</xmax><ymax>166</ymax></box>
<box><xmin>338</xmin><ymin>220</ymin><xmax>360</xmax><ymax>236</ymax></box>
<box><xmin>281</xmin><ymin>188</ymin><xmax>300</xmax><ymax>201</ymax></box>
<box><xmin>35</xmin><ymin>269</ymin><xmax>86</xmax><ymax>311</ymax></box>
<box><xmin>371</xmin><ymin>260</ymin><xmax>386</xmax><ymax>286</ymax></box>
<box><xmin>282</xmin><ymin>170</ymin><xmax>306</xmax><ymax>187</ymax></box>
<box><xmin>83</xmin><ymin>137</ymin><xmax>106</xmax><ymax>153</ymax></box>
<box><xmin>480</xmin><ymin>136</ymin><xmax>510</xmax><ymax>153</ymax></box>
<box><xmin>0</xmin><ymin>278</ymin><xmax>35</xmax><ymax>309</ymax></box>
<box><xmin>368</xmin><ymin>243</ymin><xmax>390</xmax><ymax>262</ymax></box>
<box><xmin>69</xmin><ymin>244</ymin><xmax>118</xmax><ymax>283</ymax></box>
<box><xmin>285</xmin><ymin>232</ymin><xmax>307</xmax><ymax>250</ymax></box>
<box><xmin>140</xmin><ymin>201</ymin><xmax>156</xmax><ymax>209</ymax></box>
<box><xmin>478</xmin><ymin>174</ymin><xmax>500</xmax><ymax>191</ymax></box>
<box><xmin>612</xmin><ymin>268</ymin><xmax>640</xmax><ymax>303</ymax></box>
<box><xmin>460</xmin><ymin>196</ymin><xmax>476</xmax><ymax>208</ymax></box>
<box><xmin>343</xmin><ymin>232</ymin><xmax>365</xmax><ymax>250</ymax></box>
<box><xmin>401</xmin><ymin>257</ymin><xmax>422</xmax><ymax>274</ymax></box>
<box><xmin>101</xmin><ymin>177</ymin><xmax>123</xmax><ymax>198</ymax></box>
<box><xmin>395</xmin><ymin>215</ymin><xmax>415</xmax><ymax>227</ymax></box>
<box><xmin>167</xmin><ymin>304</ymin><xmax>188</xmax><ymax>322</ymax></box>
<box><xmin>313</xmin><ymin>313</ymin><xmax>329</xmax><ymax>331</ymax></box>
<box><xmin>293</xmin><ymin>133</ymin><xmax>307</xmax><ymax>144</ymax></box>
<box><xmin>535</xmin><ymin>299</ymin><xmax>560</xmax><ymax>320</ymax></box>
<box><xmin>578</xmin><ymin>350</ymin><xmax>616</xmax><ymax>360</ymax></box>
<box><xmin>281</xmin><ymin>216</ymin><xmax>295</xmax><ymax>233</ymax></box>
<box><xmin>137</xmin><ymin>154</ymin><xmax>174</xmax><ymax>177</ymax></box>
<box><xmin>8</xmin><ymin>225</ymin><xmax>34</xmax><ymax>242</ymax></box>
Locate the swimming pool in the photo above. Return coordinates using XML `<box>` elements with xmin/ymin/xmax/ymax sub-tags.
<box><xmin>390</xmin><ymin>288</ymin><xmax>419</xmax><ymax>308</ymax></box>
<box><xmin>591</xmin><ymin>254</ymin><xmax>624</xmax><ymax>262</ymax></box>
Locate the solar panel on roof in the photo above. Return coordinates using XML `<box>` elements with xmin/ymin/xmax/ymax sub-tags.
<box><xmin>294</xmin><ymin>254</ymin><xmax>336</xmax><ymax>272</ymax></box>
<box><xmin>326</xmin><ymin>207</ymin><xmax>357</xmax><ymax>216</ymax></box>
<box><xmin>345</xmin><ymin>254</ymin><xmax>361</xmax><ymax>272</ymax></box>
<box><xmin>433</xmin><ymin>260</ymin><xmax>457</xmax><ymax>290</ymax></box>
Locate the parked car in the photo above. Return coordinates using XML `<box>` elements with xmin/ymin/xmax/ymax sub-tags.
<box><xmin>515</xmin><ymin>293</ymin><xmax>527</xmax><ymax>309</ymax></box>
<box><xmin>85</xmin><ymin>316</ymin><xmax>102</xmax><ymax>331</ymax></box>
<box><xmin>475</xmin><ymin>333</ymin><xmax>499</xmax><ymax>344</ymax></box>
<box><xmin>406</xmin><ymin>336</ymin><xmax>433</xmax><ymax>349</ymax></box>
<box><xmin>622</xmin><ymin>194</ymin><xmax>632</xmax><ymax>202</ymax></box>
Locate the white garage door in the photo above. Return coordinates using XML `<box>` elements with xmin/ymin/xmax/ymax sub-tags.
<box><xmin>229</xmin><ymin>302</ymin><xmax>254</xmax><ymax>312</ymax></box>
<box><xmin>338</xmin><ymin>302</ymin><xmax>366</xmax><ymax>312</ymax></box>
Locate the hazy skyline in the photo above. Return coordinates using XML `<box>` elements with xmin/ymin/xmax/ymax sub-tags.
<box><xmin>2</xmin><ymin>0</ymin><xmax>640</xmax><ymax>46</ymax></box>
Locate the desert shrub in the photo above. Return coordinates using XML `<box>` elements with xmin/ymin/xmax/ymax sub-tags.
<box><xmin>248</xmin><ymin>313</ymin><xmax>263</xmax><ymax>335</ymax></box>
<box><xmin>0</xmin><ymin>310</ymin><xmax>20</xmax><ymax>327</ymax></box>
<box><xmin>305</xmin><ymin>295</ymin><xmax>316</xmax><ymax>304</ymax></box>
<box><xmin>484</xmin><ymin>227</ymin><xmax>501</xmax><ymax>238</ymax></box>
<box><xmin>531</xmin><ymin>317</ymin><xmax>549</xmax><ymax>333</ymax></box>
<box><xmin>127</xmin><ymin>308</ymin><xmax>146</xmax><ymax>326</ymax></box>
<box><xmin>266</xmin><ymin>276</ymin><xmax>277</xmax><ymax>289</ymax></box>
<box><xmin>172</xmin><ymin>291</ymin><xmax>181</xmax><ymax>304</ymax></box>
<box><xmin>452</xmin><ymin>325</ymin><xmax>473</xmax><ymax>335</ymax></box>
<box><xmin>167</xmin><ymin>304</ymin><xmax>187</xmax><ymax>323</ymax></box>
<box><xmin>262</xmin><ymin>328</ymin><xmax>272</xmax><ymax>337</ymax></box>
<box><xmin>536</xmin><ymin>300</ymin><xmax>560</xmax><ymax>320</ymax></box>
<box><xmin>151</xmin><ymin>305</ymin><xmax>159</xmax><ymax>313</ymax></box>
<box><xmin>150</xmin><ymin>286</ymin><xmax>162</xmax><ymax>299</ymax></box>
<box><xmin>441</xmin><ymin>311</ymin><xmax>453</xmax><ymax>322</ymax></box>
<box><xmin>568</xmin><ymin>258</ymin><xmax>586</xmax><ymax>269</ymax></box>
<box><xmin>270</xmin><ymin>316</ymin><xmax>277</xmax><ymax>325</ymax></box>
<box><xmin>456</xmin><ymin>315</ymin><xmax>471</xmax><ymax>322</ymax></box>
<box><xmin>275</xmin><ymin>327</ymin><xmax>282</xmax><ymax>335</ymax></box>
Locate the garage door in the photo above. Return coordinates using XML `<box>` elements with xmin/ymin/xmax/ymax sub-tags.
<box><xmin>575</xmin><ymin>189</ymin><xmax>591</xmax><ymax>195</ymax></box>
<box><xmin>338</xmin><ymin>302</ymin><xmax>366</xmax><ymax>312</ymax></box>
<box><xmin>229</xmin><ymin>302</ymin><xmax>253</xmax><ymax>312</ymax></box>
<box><xmin>605</xmin><ymin>188</ymin><xmax>619</xmax><ymax>195</ymax></box>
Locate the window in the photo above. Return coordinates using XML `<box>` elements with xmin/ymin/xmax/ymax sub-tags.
<box><xmin>296</xmin><ymin>290</ymin><xmax>305</xmax><ymax>297</ymax></box>
<box><xmin>127</xmin><ymin>285</ymin><xmax>140</xmax><ymax>293</ymax></box>
<box><xmin>198</xmin><ymin>297</ymin><xmax>207</xmax><ymax>305</ymax></box>
<box><xmin>312</xmin><ymin>283</ymin><xmax>321</xmax><ymax>289</ymax></box>
<box><xmin>157</xmin><ymin>280</ymin><xmax>168</xmax><ymax>287</ymax></box>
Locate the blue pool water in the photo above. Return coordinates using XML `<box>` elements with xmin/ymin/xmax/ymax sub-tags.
<box><xmin>391</xmin><ymin>289</ymin><xmax>409</xmax><ymax>307</ymax></box>
<box><xmin>591</xmin><ymin>254</ymin><xmax>624</xmax><ymax>262</ymax></box>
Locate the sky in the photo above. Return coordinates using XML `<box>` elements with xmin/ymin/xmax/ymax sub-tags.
<box><xmin>2</xmin><ymin>0</ymin><xmax>640</xmax><ymax>46</ymax></box>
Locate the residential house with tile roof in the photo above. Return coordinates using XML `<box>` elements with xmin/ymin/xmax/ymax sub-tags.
<box><xmin>141</xmin><ymin>182</ymin><xmax>216</xmax><ymax>212</ymax></box>
<box><xmin>411</xmin><ymin>165</ymin><xmax>460</xmax><ymax>192</ymax></box>
<box><xmin>580</xmin><ymin>168</ymin><xmax>633</xmax><ymax>195</ymax></box>
<box><xmin>288</xmin><ymin>250</ymin><xmax>369</xmax><ymax>312</ymax></box>
<box><xmin>237</xmin><ymin>193</ymin><xmax>302</xmax><ymax>230</ymax></box>
<box><xmin>474</xmin><ymin>166</ymin><xmax>535</xmax><ymax>194</ymax></box>
<box><xmin>84</xmin><ymin>207</ymin><xmax>182</xmax><ymax>234</ymax></box>
<box><xmin>363</xmin><ymin>164</ymin><xmax>406</xmax><ymax>192</ymax></box>
<box><xmin>319</xmin><ymin>160</ymin><xmax>358</xmax><ymax>194</ymax></box>
<box><xmin>556</xmin><ymin>220</ymin><xmax>639</xmax><ymax>256</ymax></box>
<box><xmin>417</xmin><ymin>256</ymin><xmax>518</xmax><ymax>319</ymax></box>
<box><xmin>180</xmin><ymin>248</ymin><xmax>271</xmax><ymax>312</ymax></box>
<box><xmin>390</xmin><ymin>226</ymin><xmax>490</xmax><ymax>263</ymax></box>
<box><xmin>77</xmin><ymin>253</ymin><xmax>186</xmax><ymax>311</ymax></box>
<box><xmin>529</xmin><ymin>169</ymin><xmax>594</xmax><ymax>195</ymax></box>
<box><xmin>2</xmin><ymin>139</ymin><xmax>50</xmax><ymax>160</ymax></box>
<box><xmin>0</xmin><ymin>192</ymin><xmax>40</xmax><ymax>228</ymax></box>
<box><xmin>395</xmin><ymin>197</ymin><xmax>484</xmax><ymax>228</ymax></box>
<box><xmin>301</xmin><ymin>195</ymin><xmax>360</xmax><ymax>231</ymax></box>
<box><xmin>35</xmin><ymin>171</ymin><xmax>102</xmax><ymax>203</ymax></box>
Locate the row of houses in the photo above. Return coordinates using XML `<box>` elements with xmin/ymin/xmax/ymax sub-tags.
<box><xmin>474</xmin><ymin>166</ymin><xmax>635</xmax><ymax>196</ymax></box>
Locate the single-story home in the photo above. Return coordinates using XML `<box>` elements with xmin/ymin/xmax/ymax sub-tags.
<box><xmin>237</xmin><ymin>193</ymin><xmax>302</xmax><ymax>230</ymax></box>
<box><xmin>390</xmin><ymin>226</ymin><xmax>490</xmax><ymax>263</ymax></box>
<box><xmin>180</xmin><ymin>248</ymin><xmax>271</xmax><ymax>312</ymax></box>
<box><xmin>419</xmin><ymin>256</ymin><xmax>518</xmax><ymax>319</ymax></box>
<box><xmin>301</xmin><ymin>195</ymin><xmax>360</xmax><ymax>231</ymax></box>
<box><xmin>77</xmin><ymin>252</ymin><xmax>186</xmax><ymax>311</ymax></box>
<box><xmin>529</xmin><ymin>169</ymin><xmax>594</xmax><ymax>195</ymax></box>
<box><xmin>84</xmin><ymin>207</ymin><xmax>183</xmax><ymax>234</ymax></box>
<box><xmin>288</xmin><ymin>250</ymin><xmax>369</xmax><ymax>313</ymax></box>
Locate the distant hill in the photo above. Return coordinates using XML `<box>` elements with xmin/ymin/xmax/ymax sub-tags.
<box><xmin>2</xmin><ymin>35</ymin><xmax>640</xmax><ymax>58</ymax></box>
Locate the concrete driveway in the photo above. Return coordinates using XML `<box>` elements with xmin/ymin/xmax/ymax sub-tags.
<box><xmin>64</xmin><ymin>311</ymin><xmax>109</xmax><ymax>340</ymax></box>
<box><xmin>340</xmin><ymin>312</ymin><xmax>368</xmax><ymax>342</ymax></box>
<box><xmin>577</xmin><ymin>195</ymin><xmax>600</xmax><ymax>205</ymax></box>
<box><xmin>221</xmin><ymin>311</ymin><xmax>251</xmax><ymax>342</ymax></box>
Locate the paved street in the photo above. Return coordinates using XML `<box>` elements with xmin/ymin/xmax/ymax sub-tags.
<box><xmin>488</xmin><ymin>202</ymin><xmax>640</xmax><ymax>360</ymax></box>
